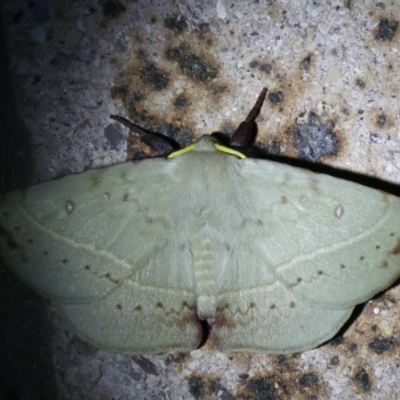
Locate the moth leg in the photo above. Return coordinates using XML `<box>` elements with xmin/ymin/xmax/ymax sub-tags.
<box><xmin>229</xmin><ymin>87</ymin><xmax>268</xmax><ymax>149</ymax></box>
<box><xmin>110</xmin><ymin>115</ymin><xmax>178</xmax><ymax>156</ymax></box>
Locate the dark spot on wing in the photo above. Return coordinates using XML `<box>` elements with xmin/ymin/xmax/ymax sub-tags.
<box><xmin>289</xmin><ymin>301</ymin><xmax>296</xmax><ymax>308</ymax></box>
<box><xmin>123</xmin><ymin>193</ymin><xmax>129</xmax><ymax>201</ymax></box>
<box><xmin>340</xmin><ymin>264</ymin><xmax>346</xmax><ymax>269</ymax></box>
<box><xmin>85</xmin><ymin>265</ymin><xmax>90</xmax><ymax>270</ymax></box>
<box><xmin>156</xmin><ymin>301</ymin><xmax>163</xmax><ymax>308</ymax></box>
<box><xmin>249</xmin><ymin>302</ymin><xmax>256</xmax><ymax>309</ymax></box>
<box><xmin>280</xmin><ymin>195</ymin><xmax>288</xmax><ymax>204</ymax></box>
<box><xmin>134</xmin><ymin>305</ymin><xmax>142</xmax><ymax>312</ymax></box>
<box><xmin>381</xmin><ymin>260</ymin><xmax>388</xmax><ymax>269</ymax></box>
<box><xmin>359</xmin><ymin>256</ymin><xmax>365</xmax><ymax>261</ymax></box>
<box><xmin>43</xmin><ymin>250</ymin><xmax>49</xmax><ymax>256</ymax></box>
<box><xmin>317</xmin><ymin>270</ymin><xmax>324</xmax><ymax>275</ymax></box>
<box><xmin>104</xmin><ymin>272</ymin><xmax>120</xmax><ymax>284</ymax></box>
<box><xmin>116</xmin><ymin>303</ymin><xmax>122</xmax><ymax>310</ymax></box>
<box><xmin>270</xmin><ymin>304</ymin><xmax>276</xmax><ymax>309</ymax></box>
<box><xmin>375</xmin><ymin>245</ymin><xmax>381</xmax><ymax>250</ymax></box>
<box><xmin>62</xmin><ymin>258</ymin><xmax>68</xmax><ymax>264</ymax></box>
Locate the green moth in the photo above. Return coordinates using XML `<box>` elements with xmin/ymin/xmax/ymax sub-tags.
<box><xmin>1</xmin><ymin>88</ymin><xmax>400</xmax><ymax>354</ymax></box>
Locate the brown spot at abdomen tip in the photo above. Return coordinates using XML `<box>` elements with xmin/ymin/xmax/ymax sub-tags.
<box><xmin>391</xmin><ymin>238</ymin><xmax>400</xmax><ymax>255</ymax></box>
<box><xmin>0</xmin><ymin>226</ymin><xmax>19</xmax><ymax>250</ymax></box>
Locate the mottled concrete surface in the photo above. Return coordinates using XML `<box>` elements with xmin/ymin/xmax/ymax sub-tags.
<box><xmin>1</xmin><ymin>0</ymin><xmax>399</xmax><ymax>399</ymax></box>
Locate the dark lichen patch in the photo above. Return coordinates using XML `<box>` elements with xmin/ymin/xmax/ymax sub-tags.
<box><xmin>249</xmin><ymin>60</ymin><xmax>259</xmax><ymax>68</ymax></box>
<box><xmin>268</xmin><ymin>91</ymin><xmax>284</xmax><ymax>104</ymax></box>
<box><xmin>140</xmin><ymin>64</ymin><xmax>169</xmax><ymax>91</ymax></box>
<box><xmin>100</xmin><ymin>0</ymin><xmax>126</xmax><ymax>18</ymax></box>
<box><xmin>110</xmin><ymin>84</ymin><xmax>128</xmax><ymax>100</ymax></box>
<box><xmin>330</xmin><ymin>355</ymin><xmax>339</xmax><ymax>365</ymax></box>
<box><xmin>300</xmin><ymin>54</ymin><xmax>312</xmax><ymax>71</ymax></box>
<box><xmin>259</xmin><ymin>63</ymin><xmax>273</xmax><ymax>74</ymax></box>
<box><xmin>174</xmin><ymin>94</ymin><xmax>187</xmax><ymax>109</ymax></box>
<box><xmin>299</xmin><ymin>373</ymin><xmax>318</xmax><ymax>387</ymax></box>
<box><xmin>355</xmin><ymin>78</ymin><xmax>366</xmax><ymax>89</ymax></box>
<box><xmin>290</xmin><ymin>112</ymin><xmax>339</xmax><ymax>162</ymax></box>
<box><xmin>164</xmin><ymin>15</ymin><xmax>187</xmax><ymax>32</ymax></box>
<box><xmin>165</xmin><ymin>45</ymin><xmax>218</xmax><ymax>82</ymax></box>
<box><xmin>188</xmin><ymin>376</ymin><xmax>203</xmax><ymax>399</ymax></box>
<box><xmin>247</xmin><ymin>377</ymin><xmax>277</xmax><ymax>400</ymax></box>
<box><xmin>376</xmin><ymin>114</ymin><xmax>387</xmax><ymax>127</ymax></box>
<box><xmin>375</xmin><ymin>19</ymin><xmax>398</xmax><ymax>41</ymax></box>
<box><xmin>368</xmin><ymin>338</ymin><xmax>394</xmax><ymax>354</ymax></box>
<box><xmin>181</xmin><ymin>54</ymin><xmax>217</xmax><ymax>81</ymax></box>
<box><xmin>355</xmin><ymin>369</ymin><xmax>371</xmax><ymax>392</ymax></box>
<box><xmin>329</xmin><ymin>336</ymin><xmax>344</xmax><ymax>347</ymax></box>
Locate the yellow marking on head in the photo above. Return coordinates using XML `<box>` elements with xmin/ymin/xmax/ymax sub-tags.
<box><xmin>168</xmin><ymin>144</ymin><xmax>196</xmax><ymax>159</ymax></box>
<box><xmin>214</xmin><ymin>144</ymin><xmax>247</xmax><ymax>159</ymax></box>
<box><xmin>168</xmin><ymin>141</ymin><xmax>246</xmax><ymax>159</ymax></box>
